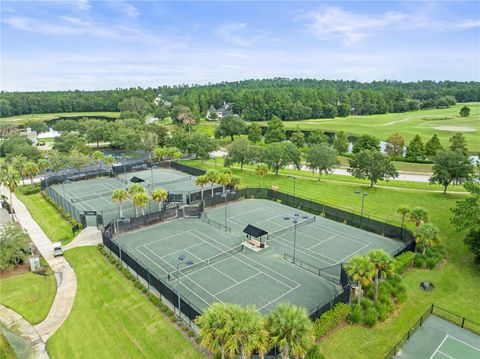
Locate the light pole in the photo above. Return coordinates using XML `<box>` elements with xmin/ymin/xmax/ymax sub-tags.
<box><xmin>283</xmin><ymin>213</ymin><xmax>308</xmax><ymax>262</ymax></box>
<box><xmin>288</xmin><ymin>176</ymin><xmax>297</xmax><ymax>206</ymax></box>
<box><xmin>219</xmin><ymin>189</ymin><xmax>236</xmax><ymax>231</ymax></box>
<box><xmin>354</xmin><ymin>191</ymin><xmax>368</xmax><ymax>225</ymax></box>
<box><xmin>176</xmin><ymin>255</ymin><xmax>194</xmax><ymax>320</ymax></box>
<box><xmin>62</xmin><ymin>180</ymin><xmax>72</xmax><ymax>200</ymax></box>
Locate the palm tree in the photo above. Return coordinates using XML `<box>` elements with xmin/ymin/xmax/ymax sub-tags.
<box><xmin>127</xmin><ymin>183</ymin><xmax>145</xmax><ymax>197</ymax></box>
<box><xmin>205</xmin><ymin>170</ymin><xmax>219</xmax><ymax>197</ymax></box>
<box><xmin>345</xmin><ymin>255</ymin><xmax>375</xmax><ymax>304</ymax></box>
<box><xmin>195</xmin><ymin>175</ymin><xmax>208</xmax><ymax>202</ymax></box>
<box><xmin>0</xmin><ymin>166</ymin><xmax>20</xmax><ymax>220</ymax></box>
<box><xmin>255</xmin><ymin>163</ymin><xmax>269</xmax><ymax>188</ymax></box>
<box><xmin>195</xmin><ymin>303</ymin><xmax>235</xmax><ymax>359</ymax></box>
<box><xmin>368</xmin><ymin>250</ymin><xmax>395</xmax><ymax>301</ymax></box>
<box><xmin>416</xmin><ymin>223</ymin><xmax>440</xmax><ymax>255</ymax></box>
<box><xmin>225</xmin><ymin>305</ymin><xmax>269</xmax><ymax>359</ymax></box>
<box><xmin>104</xmin><ymin>155</ymin><xmax>115</xmax><ymax>174</ymax></box>
<box><xmin>396</xmin><ymin>205</ymin><xmax>410</xmax><ymax>229</ymax></box>
<box><xmin>152</xmin><ymin>188</ymin><xmax>168</xmax><ymax>211</ymax></box>
<box><xmin>111</xmin><ymin>189</ymin><xmax>128</xmax><ymax>218</ymax></box>
<box><xmin>268</xmin><ymin>303</ymin><xmax>314</xmax><ymax>359</ymax></box>
<box><xmin>22</xmin><ymin>162</ymin><xmax>39</xmax><ymax>188</ymax></box>
<box><xmin>132</xmin><ymin>192</ymin><xmax>149</xmax><ymax>216</ymax></box>
<box><xmin>10</xmin><ymin>155</ymin><xmax>26</xmax><ymax>185</ymax></box>
<box><xmin>92</xmin><ymin>151</ymin><xmax>105</xmax><ymax>171</ymax></box>
<box><xmin>217</xmin><ymin>173</ymin><xmax>232</xmax><ymax>193</ymax></box>
<box><xmin>229</xmin><ymin>175</ymin><xmax>242</xmax><ymax>191</ymax></box>
<box><xmin>409</xmin><ymin>207</ymin><xmax>429</xmax><ymax>230</ymax></box>
<box><xmin>179</xmin><ymin>112</ymin><xmax>196</xmax><ymax>133</ymax></box>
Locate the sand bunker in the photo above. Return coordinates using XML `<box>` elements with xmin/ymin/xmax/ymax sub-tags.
<box><xmin>434</xmin><ymin>126</ymin><xmax>476</xmax><ymax>132</ymax></box>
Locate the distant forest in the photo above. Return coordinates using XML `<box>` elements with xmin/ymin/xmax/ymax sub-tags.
<box><xmin>1</xmin><ymin>79</ymin><xmax>479</xmax><ymax>120</ymax></box>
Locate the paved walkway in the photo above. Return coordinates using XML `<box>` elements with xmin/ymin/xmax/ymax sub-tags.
<box><xmin>0</xmin><ymin>305</ymin><xmax>49</xmax><ymax>359</ymax></box>
<box><xmin>0</xmin><ymin>187</ymin><xmax>78</xmax><ymax>343</ymax></box>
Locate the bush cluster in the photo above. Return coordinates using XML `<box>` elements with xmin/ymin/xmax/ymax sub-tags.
<box><xmin>97</xmin><ymin>244</ymin><xmax>196</xmax><ymax>339</ymax></box>
<box><xmin>414</xmin><ymin>246</ymin><xmax>445</xmax><ymax>269</ymax></box>
<box><xmin>314</xmin><ymin>303</ymin><xmax>351</xmax><ymax>339</ymax></box>
<box><xmin>41</xmin><ymin>191</ymin><xmax>82</xmax><ymax>229</ymax></box>
<box><xmin>394</xmin><ymin>251</ymin><xmax>416</xmax><ymax>273</ymax></box>
<box><xmin>348</xmin><ymin>275</ymin><xmax>406</xmax><ymax>327</ymax></box>
<box><xmin>17</xmin><ymin>185</ymin><xmax>41</xmax><ymax>196</ymax></box>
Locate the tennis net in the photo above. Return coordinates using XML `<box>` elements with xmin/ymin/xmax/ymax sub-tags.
<box><xmin>200</xmin><ymin>213</ymin><xmax>232</xmax><ymax>234</ymax></box>
<box><xmin>267</xmin><ymin>216</ymin><xmax>316</xmax><ymax>240</ymax></box>
<box><xmin>168</xmin><ymin>245</ymin><xmax>243</xmax><ymax>280</ymax></box>
<box><xmin>149</xmin><ymin>175</ymin><xmax>192</xmax><ymax>188</ymax></box>
<box><xmin>283</xmin><ymin>253</ymin><xmax>341</xmax><ymax>284</ymax></box>
<box><xmin>71</xmin><ymin>190</ymin><xmax>113</xmax><ymax>203</ymax></box>
<box><xmin>116</xmin><ymin>176</ymin><xmax>129</xmax><ymax>185</ymax></box>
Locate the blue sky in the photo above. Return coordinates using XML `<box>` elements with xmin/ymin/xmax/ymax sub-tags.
<box><xmin>1</xmin><ymin>1</ymin><xmax>479</xmax><ymax>91</ymax></box>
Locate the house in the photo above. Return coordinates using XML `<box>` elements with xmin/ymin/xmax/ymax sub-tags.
<box><xmin>19</xmin><ymin>128</ymin><xmax>38</xmax><ymax>146</ymax></box>
<box><xmin>206</xmin><ymin>102</ymin><xmax>234</xmax><ymax>121</ymax></box>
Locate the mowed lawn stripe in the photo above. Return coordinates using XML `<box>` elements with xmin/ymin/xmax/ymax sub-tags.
<box><xmin>46</xmin><ymin>247</ymin><xmax>204</xmax><ymax>359</ymax></box>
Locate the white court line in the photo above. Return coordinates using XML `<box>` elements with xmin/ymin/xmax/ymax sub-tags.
<box><xmin>159</xmin><ymin>242</ymin><xmax>206</xmax><ymax>259</ymax></box>
<box><xmin>210</xmin><ymin>265</ymin><xmax>239</xmax><ymax>284</ymax></box>
<box><xmin>336</xmin><ymin>243</ymin><xmax>371</xmax><ymax>264</ymax></box>
<box><xmin>214</xmin><ymin>273</ymin><xmax>260</xmax><ymax>296</ymax></box>
<box><xmin>179</xmin><ymin>279</ymin><xmax>218</xmax><ymax>307</ymax></box>
<box><xmin>257</xmin><ymin>284</ymin><xmax>301</xmax><ymax>311</ymax></box>
<box><xmin>267</xmin><ymin>205</ymin><xmax>372</xmax><ymax>247</ymax></box>
<box><xmin>190</xmin><ymin>230</ymin><xmax>298</xmax><ymax>289</ymax></box>
<box><xmin>141</xmin><ymin>230</ymin><xmax>197</xmax><ymax>247</ymax></box>
<box><xmin>430</xmin><ymin>335</ymin><xmax>450</xmax><ymax>359</ymax></box>
<box><xmin>274</xmin><ymin>236</ymin><xmax>337</xmax><ymax>265</ymax></box>
<box><xmin>308</xmin><ymin>234</ymin><xmax>337</xmax><ymax>250</ymax></box>
<box><xmin>436</xmin><ymin>351</ymin><xmax>454</xmax><ymax>359</ymax></box>
<box><xmin>140</xmin><ymin>246</ymin><xmax>176</xmax><ymax>271</ymax></box>
<box><xmin>445</xmin><ymin>335</ymin><xmax>480</xmax><ymax>352</ymax></box>
<box><xmin>184</xmin><ymin>249</ymin><xmax>203</xmax><ymax>261</ymax></box>
<box><xmin>135</xmin><ymin>248</ymin><xmax>169</xmax><ymax>275</ymax></box>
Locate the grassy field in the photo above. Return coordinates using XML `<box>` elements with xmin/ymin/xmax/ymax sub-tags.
<box><xmin>16</xmin><ymin>190</ymin><xmax>76</xmax><ymax>245</ymax></box>
<box><xmin>337</xmin><ymin>156</ymin><xmax>433</xmax><ymax>173</ymax></box>
<box><xmin>185</xmin><ymin>160</ymin><xmax>480</xmax><ymax>358</ymax></box>
<box><xmin>0</xmin><ymin>271</ymin><xmax>56</xmax><ymax>325</ymax></box>
<box><xmin>47</xmin><ymin>247</ymin><xmax>204</xmax><ymax>359</ymax></box>
<box><xmin>258</xmin><ymin>103</ymin><xmax>480</xmax><ymax>154</ymax></box>
<box><xmin>0</xmin><ymin>333</ymin><xmax>16</xmax><ymax>359</ymax></box>
<box><xmin>184</xmin><ymin>159</ymin><xmax>467</xmax><ymax>193</ymax></box>
<box><xmin>0</xmin><ymin>112</ymin><xmax>120</xmax><ymax>124</ymax></box>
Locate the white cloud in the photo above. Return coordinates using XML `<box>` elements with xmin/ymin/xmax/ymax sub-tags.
<box><xmin>302</xmin><ymin>7</ymin><xmax>409</xmax><ymax>45</ymax></box>
<box><xmin>216</xmin><ymin>22</ymin><xmax>267</xmax><ymax>47</ymax></box>
<box><xmin>302</xmin><ymin>7</ymin><xmax>480</xmax><ymax>45</ymax></box>
<box><xmin>75</xmin><ymin>0</ymin><xmax>90</xmax><ymax>11</ymax></box>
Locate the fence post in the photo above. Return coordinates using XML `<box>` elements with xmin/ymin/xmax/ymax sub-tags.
<box><xmin>461</xmin><ymin>317</ymin><xmax>465</xmax><ymax>328</ymax></box>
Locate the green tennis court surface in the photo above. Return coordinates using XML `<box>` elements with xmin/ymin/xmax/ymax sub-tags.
<box><xmin>114</xmin><ymin>199</ymin><xmax>404</xmax><ymax>314</ymax></box>
<box><xmin>47</xmin><ymin>167</ymin><xmax>211</xmax><ymax>225</ymax></box>
<box><xmin>395</xmin><ymin>315</ymin><xmax>480</xmax><ymax>359</ymax></box>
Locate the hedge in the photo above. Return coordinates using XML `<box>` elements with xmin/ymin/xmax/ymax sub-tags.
<box><xmin>394</xmin><ymin>251</ymin><xmax>415</xmax><ymax>273</ymax></box>
<box><xmin>314</xmin><ymin>303</ymin><xmax>351</xmax><ymax>339</ymax></box>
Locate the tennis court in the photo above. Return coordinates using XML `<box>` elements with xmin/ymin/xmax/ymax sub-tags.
<box><xmin>46</xmin><ymin>167</ymin><xmax>215</xmax><ymax>225</ymax></box>
<box><xmin>114</xmin><ymin>198</ymin><xmax>404</xmax><ymax>314</ymax></box>
<box><xmin>395</xmin><ymin>315</ymin><xmax>480</xmax><ymax>359</ymax></box>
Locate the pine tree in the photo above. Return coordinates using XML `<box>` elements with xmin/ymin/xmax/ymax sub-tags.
<box><xmin>406</xmin><ymin>134</ymin><xmax>426</xmax><ymax>162</ymax></box>
<box><xmin>264</xmin><ymin>116</ymin><xmax>285</xmax><ymax>144</ymax></box>
<box><xmin>333</xmin><ymin>130</ymin><xmax>349</xmax><ymax>155</ymax></box>
<box><xmin>425</xmin><ymin>134</ymin><xmax>443</xmax><ymax>158</ymax></box>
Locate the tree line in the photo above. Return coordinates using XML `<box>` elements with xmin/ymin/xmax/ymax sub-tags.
<box><xmin>1</xmin><ymin>79</ymin><xmax>478</xmax><ymax>119</ymax></box>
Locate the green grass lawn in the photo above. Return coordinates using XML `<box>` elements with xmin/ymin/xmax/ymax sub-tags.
<box><xmin>183</xmin><ymin>159</ymin><xmax>467</xmax><ymax>193</ymax></box>
<box><xmin>16</xmin><ymin>190</ymin><xmax>76</xmax><ymax>245</ymax></box>
<box><xmin>0</xmin><ymin>271</ymin><xmax>56</xmax><ymax>325</ymax></box>
<box><xmin>46</xmin><ymin>247</ymin><xmax>204</xmax><ymax>359</ymax></box>
<box><xmin>260</xmin><ymin>103</ymin><xmax>480</xmax><ymax>154</ymax></box>
<box><xmin>0</xmin><ymin>112</ymin><xmax>120</xmax><ymax>124</ymax></box>
<box><xmin>337</xmin><ymin>156</ymin><xmax>434</xmax><ymax>173</ymax></box>
<box><xmin>0</xmin><ymin>332</ymin><xmax>16</xmax><ymax>359</ymax></box>
<box><xmin>184</xmin><ymin>160</ymin><xmax>480</xmax><ymax>358</ymax></box>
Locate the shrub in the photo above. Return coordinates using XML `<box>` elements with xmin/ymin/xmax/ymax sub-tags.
<box><xmin>375</xmin><ymin>302</ymin><xmax>390</xmax><ymax>321</ymax></box>
<box><xmin>395</xmin><ymin>251</ymin><xmax>415</xmax><ymax>273</ymax></box>
<box><xmin>363</xmin><ymin>307</ymin><xmax>378</xmax><ymax>327</ymax></box>
<box><xmin>187</xmin><ymin>329</ymin><xmax>195</xmax><ymax>338</ymax></box>
<box><xmin>395</xmin><ymin>290</ymin><xmax>408</xmax><ymax>304</ymax></box>
<box><xmin>348</xmin><ymin>305</ymin><xmax>363</xmax><ymax>324</ymax></box>
<box><xmin>305</xmin><ymin>344</ymin><xmax>326</xmax><ymax>359</ymax></box>
<box><xmin>314</xmin><ymin>303</ymin><xmax>351</xmax><ymax>338</ymax></box>
<box><xmin>361</xmin><ymin>298</ymin><xmax>374</xmax><ymax>311</ymax></box>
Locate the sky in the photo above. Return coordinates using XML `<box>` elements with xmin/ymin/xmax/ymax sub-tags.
<box><xmin>0</xmin><ymin>0</ymin><xmax>479</xmax><ymax>91</ymax></box>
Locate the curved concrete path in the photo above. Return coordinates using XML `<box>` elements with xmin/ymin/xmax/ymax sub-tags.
<box><xmin>0</xmin><ymin>187</ymin><xmax>78</xmax><ymax>343</ymax></box>
<box><xmin>0</xmin><ymin>304</ymin><xmax>49</xmax><ymax>359</ymax></box>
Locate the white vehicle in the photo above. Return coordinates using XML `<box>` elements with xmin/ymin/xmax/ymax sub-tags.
<box><xmin>53</xmin><ymin>242</ymin><xmax>63</xmax><ymax>257</ymax></box>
